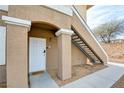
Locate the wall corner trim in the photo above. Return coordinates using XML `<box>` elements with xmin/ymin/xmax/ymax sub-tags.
<box><xmin>55</xmin><ymin>28</ymin><xmax>74</xmax><ymax>36</ymax></box>
<box><xmin>1</xmin><ymin>16</ymin><xmax>31</xmax><ymax>28</ymax></box>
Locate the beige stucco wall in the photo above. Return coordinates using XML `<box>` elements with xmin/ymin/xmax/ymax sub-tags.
<box><xmin>57</xmin><ymin>33</ymin><xmax>72</xmax><ymax>80</ymax></box>
<box><xmin>72</xmin><ymin>43</ymin><xmax>87</xmax><ymax>65</ymax></box>
<box><xmin>0</xmin><ymin>10</ymin><xmax>7</xmax><ymax>26</ymax></box>
<box><xmin>7</xmin><ymin>25</ymin><xmax>29</xmax><ymax>88</ymax></box>
<box><xmin>74</xmin><ymin>5</ymin><xmax>87</xmax><ymax>20</ymax></box>
<box><xmin>0</xmin><ymin>65</ymin><xmax>6</xmax><ymax>83</ymax></box>
<box><xmin>8</xmin><ymin>5</ymin><xmax>71</xmax><ymax>29</ymax></box>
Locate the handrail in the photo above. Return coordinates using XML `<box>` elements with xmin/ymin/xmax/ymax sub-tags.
<box><xmin>72</xmin><ymin>5</ymin><xmax>100</xmax><ymax>42</ymax></box>
<box><xmin>72</xmin><ymin>5</ymin><xmax>108</xmax><ymax>61</ymax></box>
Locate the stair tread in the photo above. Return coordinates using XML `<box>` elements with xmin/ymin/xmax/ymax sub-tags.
<box><xmin>72</xmin><ymin>32</ymin><xmax>102</xmax><ymax>64</ymax></box>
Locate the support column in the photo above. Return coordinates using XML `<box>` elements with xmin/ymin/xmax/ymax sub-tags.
<box><xmin>55</xmin><ymin>29</ymin><xmax>74</xmax><ymax>80</ymax></box>
<box><xmin>2</xmin><ymin>16</ymin><xmax>31</xmax><ymax>88</ymax></box>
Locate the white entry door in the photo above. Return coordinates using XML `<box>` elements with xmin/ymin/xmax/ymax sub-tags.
<box><xmin>29</xmin><ymin>37</ymin><xmax>46</xmax><ymax>73</ymax></box>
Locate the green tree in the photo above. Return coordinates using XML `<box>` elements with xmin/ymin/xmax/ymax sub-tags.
<box><xmin>94</xmin><ymin>20</ymin><xmax>123</xmax><ymax>43</ymax></box>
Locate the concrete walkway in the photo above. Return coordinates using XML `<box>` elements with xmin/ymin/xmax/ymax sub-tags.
<box><xmin>62</xmin><ymin>62</ymin><xmax>124</xmax><ymax>88</ymax></box>
<box><xmin>30</xmin><ymin>62</ymin><xmax>124</xmax><ymax>88</ymax></box>
<box><xmin>30</xmin><ymin>71</ymin><xmax>59</xmax><ymax>88</ymax></box>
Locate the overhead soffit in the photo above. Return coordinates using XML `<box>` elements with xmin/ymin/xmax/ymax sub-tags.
<box><xmin>31</xmin><ymin>22</ymin><xmax>59</xmax><ymax>31</ymax></box>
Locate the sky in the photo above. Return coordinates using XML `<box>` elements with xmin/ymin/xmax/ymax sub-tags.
<box><xmin>87</xmin><ymin>5</ymin><xmax>124</xmax><ymax>39</ymax></box>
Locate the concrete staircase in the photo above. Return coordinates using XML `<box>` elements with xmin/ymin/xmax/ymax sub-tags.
<box><xmin>71</xmin><ymin>6</ymin><xmax>108</xmax><ymax>64</ymax></box>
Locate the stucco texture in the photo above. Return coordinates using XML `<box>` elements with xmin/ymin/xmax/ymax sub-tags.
<box><xmin>28</xmin><ymin>27</ymin><xmax>87</xmax><ymax>71</ymax></box>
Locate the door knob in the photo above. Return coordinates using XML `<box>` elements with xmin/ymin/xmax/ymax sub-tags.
<box><xmin>43</xmin><ymin>50</ymin><xmax>46</xmax><ymax>53</ymax></box>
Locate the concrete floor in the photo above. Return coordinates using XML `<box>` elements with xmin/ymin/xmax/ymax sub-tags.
<box><xmin>30</xmin><ymin>62</ymin><xmax>124</xmax><ymax>88</ymax></box>
<box><xmin>30</xmin><ymin>71</ymin><xmax>59</xmax><ymax>88</ymax></box>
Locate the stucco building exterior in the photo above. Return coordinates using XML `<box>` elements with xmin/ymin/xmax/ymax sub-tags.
<box><xmin>0</xmin><ymin>5</ymin><xmax>108</xmax><ymax>88</ymax></box>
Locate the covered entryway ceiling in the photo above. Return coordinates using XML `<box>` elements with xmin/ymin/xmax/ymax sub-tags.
<box><xmin>31</xmin><ymin>21</ymin><xmax>59</xmax><ymax>31</ymax></box>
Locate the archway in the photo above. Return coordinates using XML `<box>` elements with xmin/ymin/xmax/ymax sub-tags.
<box><xmin>28</xmin><ymin>21</ymin><xmax>59</xmax><ymax>87</ymax></box>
